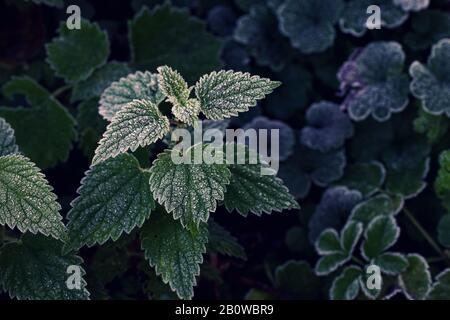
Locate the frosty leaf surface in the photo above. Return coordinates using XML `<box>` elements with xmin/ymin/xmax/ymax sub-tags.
<box><xmin>0</xmin><ymin>77</ymin><xmax>76</xmax><ymax>169</ymax></box>
<box><xmin>99</xmin><ymin>71</ymin><xmax>164</xmax><ymax>121</ymax></box>
<box><xmin>315</xmin><ymin>252</ymin><xmax>349</xmax><ymax>276</ymax></box>
<box><xmin>195</xmin><ymin>70</ymin><xmax>280</xmax><ymax>120</ymax></box>
<box><xmin>207</xmin><ymin>219</ymin><xmax>246</xmax><ymax>260</ymax></box>
<box><xmin>277</xmin><ymin>0</ymin><xmax>343</xmax><ymax>54</ymax></box>
<box><xmin>330</xmin><ymin>266</ymin><xmax>361</xmax><ymax>300</ymax></box>
<box><xmin>316</xmin><ymin>229</ymin><xmax>341</xmax><ymax>255</ymax></box>
<box><xmin>129</xmin><ymin>4</ymin><xmax>222</xmax><ymax>83</ymax></box>
<box><xmin>0</xmin><ymin>234</ymin><xmax>89</xmax><ymax>300</ymax></box>
<box><xmin>410</xmin><ymin>39</ymin><xmax>450</xmax><ymax>117</ymax></box>
<box><xmin>339</xmin><ymin>42</ymin><xmax>409</xmax><ymax>122</ymax></box>
<box><xmin>64</xmin><ymin>154</ymin><xmax>154</xmax><ymax>252</ymax></box>
<box><xmin>0</xmin><ymin>118</ymin><xmax>19</xmax><ymax>156</ymax></box>
<box><xmin>362</xmin><ymin>216</ymin><xmax>400</xmax><ymax>260</ymax></box>
<box><xmin>300</xmin><ymin>101</ymin><xmax>353</xmax><ymax>153</ymax></box>
<box><xmin>427</xmin><ymin>269</ymin><xmax>450</xmax><ymax>300</ymax></box>
<box><xmin>0</xmin><ymin>155</ymin><xmax>65</xmax><ymax>239</ymax></box>
<box><xmin>374</xmin><ymin>252</ymin><xmax>408</xmax><ymax>275</ymax></box>
<box><xmin>46</xmin><ymin>20</ymin><xmax>109</xmax><ymax>83</ymax></box>
<box><xmin>93</xmin><ymin>99</ymin><xmax>170</xmax><ymax>165</ymax></box>
<box><xmin>399</xmin><ymin>254</ymin><xmax>431</xmax><ymax>300</ymax></box>
<box><xmin>71</xmin><ymin>62</ymin><xmax>130</xmax><ymax>102</ymax></box>
<box><xmin>140</xmin><ymin>212</ymin><xmax>208</xmax><ymax>299</ymax></box>
<box><xmin>26</xmin><ymin>0</ymin><xmax>63</xmax><ymax>7</ymax></box>
<box><xmin>350</xmin><ymin>193</ymin><xmax>404</xmax><ymax>226</ymax></box>
<box><xmin>393</xmin><ymin>0</ymin><xmax>429</xmax><ymax>11</ymax></box>
<box><xmin>148</xmin><ymin>147</ymin><xmax>231</xmax><ymax>229</ymax></box>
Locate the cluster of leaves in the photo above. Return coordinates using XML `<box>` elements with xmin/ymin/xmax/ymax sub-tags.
<box><xmin>1</xmin><ymin>0</ymin><xmax>450</xmax><ymax>300</ymax></box>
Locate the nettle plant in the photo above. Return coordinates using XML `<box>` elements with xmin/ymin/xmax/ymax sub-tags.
<box><xmin>0</xmin><ymin>62</ymin><xmax>299</xmax><ymax>299</ymax></box>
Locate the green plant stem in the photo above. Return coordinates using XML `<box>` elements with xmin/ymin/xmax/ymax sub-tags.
<box><xmin>403</xmin><ymin>207</ymin><xmax>446</xmax><ymax>259</ymax></box>
<box><xmin>52</xmin><ymin>84</ymin><xmax>72</xmax><ymax>98</ymax></box>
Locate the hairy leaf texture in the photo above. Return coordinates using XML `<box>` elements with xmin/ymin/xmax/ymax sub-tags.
<box><xmin>64</xmin><ymin>154</ymin><xmax>154</xmax><ymax>252</ymax></box>
<box><xmin>0</xmin><ymin>117</ymin><xmax>18</xmax><ymax>156</ymax></box>
<box><xmin>93</xmin><ymin>99</ymin><xmax>170</xmax><ymax>165</ymax></box>
<box><xmin>0</xmin><ymin>155</ymin><xmax>65</xmax><ymax>240</ymax></box>
<box><xmin>362</xmin><ymin>216</ymin><xmax>400</xmax><ymax>260</ymax></box>
<box><xmin>330</xmin><ymin>266</ymin><xmax>361</xmax><ymax>300</ymax></box>
<box><xmin>140</xmin><ymin>212</ymin><xmax>208</xmax><ymax>299</ymax></box>
<box><xmin>393</xmin><ymin>0</ymin><xmax>429</xmax><ymax>12</ymax></box>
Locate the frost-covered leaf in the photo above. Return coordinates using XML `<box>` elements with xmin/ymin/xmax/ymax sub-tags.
<box><xmin>308</xmin><ymin>186</ymin><xmax>362</xmax><ymax>243</ymax></box>
<box><xmin>140</xmin><ymin>212</ymin><xmax>208</xmax><ymax>299</ymax></box>
<box><xmin>300</xmin><ymin>101</ymin><xmax>353</xmax><ymax>153</ymax></box>
<box><xmin>99</xmin><ymin>71</ymin><xmax>164</xmax><ymax>121</ymax></box>
<box><xmin>71</xmin><ymin>62</ymin><xmax>130</xmax><ymax>102</ymax></box>
<box><xmin>339</xmin><ymin>0</ymin><xmax>408</xmax><ymax>37</ymax></box>
<box><xmin>224</xmin><ymin>146</ymin><xmax>299</xmax><ymax>217</ymax></box>
<box><xmin>0</xmin><ymin>155</ymin><xmax>65</xmax><ymax>240</ymax></box>
<box><xmin>195</xmin><ymin>70</ymin><xmax>280</xmax><ymax>120</ymax></box>
<box><xmin>315</xmin><ymin>252</ymin><xmax>350</xmax><ymax>276</ymax></box>
<box><xmin>149</xmin><ymin>146</ymin><xmax>231</xmax><ymax>229</ymax></box>
<box><xmin>404</xmin><ymin>11</ymin><xmax>450</xmax><ymax>51</ymax></box>
<box><xmin>277</xmin><ymin>0</ymin><xmax>343</xmax><ymax>54</ymax></box>
<box><xmin>410</xmin><ymin>39</ymin><xmax>450</xmax><ymax>117</ymax></box>
<box><xmin>0</xmin><ymin>76</ymin><xmax>76</xmax><ymax>169</ymax></box>
<box><xmin>207</xmin><ymin>219</ymin><xmax>246</xmax><ymax>260</ymax></box>
<box><xmin>316</xmin><ymin>229</ymin><xmax>341</xmax><ymax>255</ymax></box>
<box><xmin>362</xmin><ymin>216</ymin><xmax>400</xmax><ymax>260</ymax></box>
<box><xmin>339</xmin><ymin>42</ymin><xmax>409</xmax><ymax>122</ymax></box>
<box><xmin>242</xmin><ymin>116</ymin><xmax>295</xmax><ymax>161</ymax></box>
<box><xmin>350</xmin><ymin>193</ymin><xmax>404</xmax><ymax>226</ymax></box>
<box><xmin>340</xmin><ymin>221</ymin><xmax>363</xmax><ymax>255</ymax></box>
<box><xmin>64</xmin><ymin>154</ymin><xmax>154</xmax><ymax>252</ymax></box>
<box><xmin>0</xmin><ymin>234</ymin><xmax>89</xmax><ymax>300</ymax></box>
<box><xmin>0</xmin><ymin>117</ymin><xmax>18</xmax><ymax>156</ymax></box>
<box><xmin>275</xmin><ymin>260</ymin><xmax>320</xmax><ymax>299</ymax></box>
<box><xmin>435</xmin><ymin>150</ymin><xmax>450</xmax><ymax>211</ymax></box>
<box><xmin>77</xmin><ymin>98</ymin><xmax>107</xmax><ymax>160</ymax></box>
<box><xmin>234</xmin><ymin>4</ymin><xmax>292</xmax><ymax>71</ymax></box>
<box><xmin>46</xmin><ymin>20</ymin><xmax>109</xmax><ymax>83</ymax></box>
<box><xmin>427</xmin><ymin>269</ymin><xmax>450</xmax><ymax>300</ymax></box>
<box><xmin>129</xmin><ymin>4</ymin><xmax>222</xmax><ymax>83</ymax></box>
<box><xmin>437</xmin><ymin>214</ymin><xmax>450</xmax><ymax>248</ymax></box>
<box><xmin>393</xmin><ymin>0</ymin><xmax>429</xmax><ymax>12</ymax></box>
<box><xmin>374</xmin><ymin>252</ymin><xmax>408</xmax><ymax>275</ymax></box>
<box><xmin>330</xmin><ymin>266</ymin><xmax>361</xmax><ymax>300</ymax></box>
<box><xmin>337</xmin><ymin>162</ymin><xmax>385</xmax><ymax>197</ymax></box>
<box><xmin>25</xmin><ymin>0</ymin><xmax>63</xmax><ymax>6</ymax></box>
<box><xmin>93</xmin><ymin>99</ymin><xmax>170</xmax><ymax>165</ymax></box>
<box><xmin>399</xmin><ymin>254</ymin><xmax>431</xmax><ymax>300</ymax></box>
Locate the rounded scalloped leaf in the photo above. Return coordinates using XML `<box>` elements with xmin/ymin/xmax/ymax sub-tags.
<box><xmin>404</xmin><ymin>11</ymin><xmax>450</xmax><ymax>51</ymax></box>
<box><xmin>234</xmin><ymin>4</ymin><xmax>292</xmax><ymax>71</ymax></box>
<box><xmin>410</xmin><ymin>39</ymin><xmax>450</xmax><ymax>117</ymax></box>
<box><xmin>393</xmin><ymin>0</ymin><xmax>430</xmax><ymax>12</ymax></box>
<box><xmin>300</xmin><ymin>101</ymin><xmax>353</xmax><ymax>153</ymax></box>
<box><xmin>315</xmin><ymin>252</ymin><xmax>350</xmax><ymax>276</ymax></box>
<box><xmin>242</xmin><ymin>116</ymin><xmax>295</xmax><ymax>161</ymax></box>
<box><xmin>339</xmin><ymin>0</ymin><xmax>408</xmax><ymax>37</ymax></box>
<box><xmin>46</xmin><ymin>20</ymin><xmax>110</xmax><ymax>83</ymax></box>
<box><xmin>337</xmin><ymin>161</ymin><xmax>386</xmax><ymax>197</ymax></box>
<box><xmin>330</xmin><ymin>266</ymin><xmax>362</xmax><ymax>300</ymax></box>
<box><xmin>427</xmin><ymin>269</ymin><xmax>450</xmax><ymax>300</ymax></box>
<box><xmin>373</xmin><ymin>252</ymin><xmax>409</xmax><ymax>275</ymax></box>
<box><xmin>399</xmin><ymin>254</ymin><xmax>431</xmax><ymax>300</ymax></box>
<box><xmin>277</xmin><ymin>0</ymin><xmax>343</xmax><ymax>54</ymax></box>
<box><xmin>339</xmin><ymin>41</ymin><xmax>409</xmax><ymax>122</ymax></box>
<box><xmin>308</xmin><ymin>186</ymin><xmax>362</xmax><ymax>243</ymax></box>
<box><xmin>316</xmin><ymin>229</ymin><xmax>341</xmax><ymax>255</ymax></box>
<box><xmin>99</xmin><ymin>71</ymin><xmax>164</xmax><ymax>121</ymax></box>
<box><xmin>0</xmin><ymin>117</ymin><xmax>19</xmax><ymax>156</ymax></box>
<box><xmin>361</xmin><ymin>215</ymin><xmax>400</xmax><ymax>260</ymax></box>
<box><xmin>350</xmin><ymin>193</ymin><xmax>404</xmax><ymax>226</ymax></box>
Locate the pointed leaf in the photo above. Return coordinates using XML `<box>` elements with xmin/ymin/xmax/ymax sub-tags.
<box><xmin>0</xmin><ymin>155</ymin><xmax>65</xmax><ymax>240</ymax></box>
<box><xmin>93</xmin><ymin>99</ymin><xmax>170</xmax><ymax>165</ymax></box>
<box><xmin>195</xmin><ymin>70</ymin><xmax>280</xmax><ymax>120</ymax></box>
<box><xmin>140</xmin><ymin>212</ymin><xmax>208</xmax><ymax>299</ymax></box>
<box><xmin>157</xmin><ymin>65</ymin><xmax>190</xmax><ymax>106</ymax></box>
<box><xmin>316</xmin><ymin>229</ymin><xmax>341</xmax><ymax>255</ymax></box>
<box><xmin>399</xmin><ymin>254</ymin><xmax>431</xmax><ymax>300</ymax></box>
<box><xmin>99</xmin><ymin>71</ymin><xmax>164</xmax><ymax>121</ymax></box>
<box><xmin>374</xmin><ymin>252</ymin><xmax>408</xmax><ymax>275</ymax></box>
<box><xmin>207</xmin><ymin>219</ymin><xmax>246</xmax><ymax>260</ymax></box>
<box><xmin>64</xmin><ymin>154</ymin><xmax>154</xmax><ymax>252</ymax></box>
<box><xmin>362</xmin><ymin>215</ymin><xmax>400</xmax><ymax>260</ymax></box>
<box><xmin>0</xmin><ymin>118</ymin><xmax>18</xmax><ymax>156</ymax></box>
<box><xmin>0</xmin><ymin>234</ymin><xmax>89</xmax><ymax>300</ymax></box>
<box><xmin>330</xmin><ymin>266</ymin><xmax>361</xmax><ymax>300</ymax></box>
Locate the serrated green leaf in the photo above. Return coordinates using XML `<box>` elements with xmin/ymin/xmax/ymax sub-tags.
<box><xmin>337</xmin><ymin>162</ymin><xmax>386</xmax><ymax>197</ymax></box>
<box><xmin>0</xmin><ymin>117</ymin><xmax>18</xmax><ymax>156</ymax></box>
<box><xmin>140</xmin><ymin>212</ymin><xmax>208</xmax><ymax>299</ymax></box>
<box><xmin>195</xmin><ymin>70</ymin><xmax>281</xmax><ymax>120</ymax></box>
<box><xmin>64</xmin><ymin>154</ymin><xmax>154</xmax><ymax>252</ymax></box>
<box><xmin>275</xmin><ymin>260</ymin><xmax>320</xmax><ymax>299</ymax></box>
<box><xmin>373</xmin><ymin>252</ymin><xmax>408</xmax><ymax>275</ymax></box>
<box><xmin>0</xmin><ymin>77</ymin><xmax>76</xmax><ymax>169</ymax></box>
<box><xmin>330</xmin><ymin>266</ymin><xmax>361</xmax><ymax>300</ymax></box>
<box><xmin>399</xmin><ymin>254</ymin><xmax>431</xmax><ymax>300</ymax></box>
<box><xmin>341</xmin><ymin>221</ymin><xmax>363</xmax><ymax>254</ymax></box>
<box><xmin>437</xmin><ymin>214</ymin><xmax>450</xmax><ymax>248</ymax></box>
<box><xmin>99</xmin><ymin>71</ymin><xmax>164</xmax><ymax>121</ymax></box>
<box><xmin>207</xmin><ymin>219</ymin><xmax>246</xmax><ymax>260</ymax></box>
<box><xmin>148</xmin><ymin>146</ymin><xmax>231</xmax><ymax>229</ymax></box>
<box><xmin>172</xmin><ymin>98</ymin><xmax>201</xmax><ymax>126</ymax></box>
<box><xmin>0</xmin><ymin>234</ymin><xmax>89</xmax><ymax>300</ymax></box>
<box><xmin>46</xmin><ymin>20</ymin><xmax>109</xmax><ymax>83</ymax></box>
<box><xmin>0</xmin><ymin>155</ymin><xmax>66</xmax><ymax>240</ymax></box>
<box><xmin>427</xmin><ymin>269</ymin><xmax>450</xmax><ymax>300</ymax></box>
<box><xmin>93</xmin><ymin>99</ymin><xmax>170</xmax><ymax>165</ymax></box>
<box><xmin>315</xmin><ymin>252</ymin><xmax>349</xmax><ymax>276</ymax></box>
<box><xmin>71</xmin><ymin>62</ymin><xmax>130</xmax><ymax>102</ymax></box>
<box><xmin>316</xmin><ymin>229</ymin><xmax>341</xmax><ymax>255</ymax></box>
<box><xmin>350</xmin><ymin>193</ymin><xmax>404</xmax><ymax>226</ymax></box>
<box><xmin>362</xmin><ymin>216</ymin><xmax>400</xmax><ymax>260</ymax></box>
<box><xmin>129</xmin><ymin>4</ymin><xmax>222</xmax><ymax>83</ymax></box>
